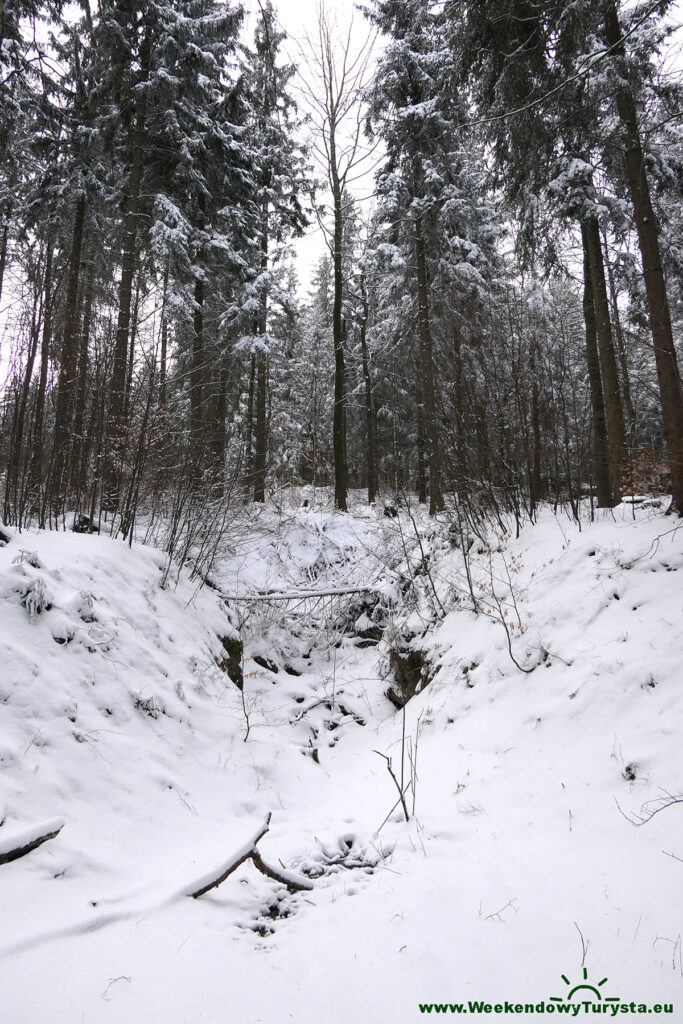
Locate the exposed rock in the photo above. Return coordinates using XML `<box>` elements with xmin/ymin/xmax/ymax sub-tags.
<box><xmin>386</xmin><ymin>635</ymin><xmax>432</xmax><ymax>708</ymax></box>
<box><xmin>216</xmin><ymin>634</ymin><xmax>244</xmax><ymax>690</ymax></box>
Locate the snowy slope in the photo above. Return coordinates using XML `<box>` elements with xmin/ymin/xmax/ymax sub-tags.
<box><xmin>0</xmin><ymin>502</ymin><xmax>682</xmax><ymax>1023</ymax></box>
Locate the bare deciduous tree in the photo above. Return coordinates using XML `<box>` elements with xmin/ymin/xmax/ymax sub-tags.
<box><xmin>300</xmin><ymin>7</ymin><xmax>376</xmax><ymax>512</ymax></box>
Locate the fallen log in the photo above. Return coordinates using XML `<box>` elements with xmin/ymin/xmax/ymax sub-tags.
<box><xmin>0</xmin><ymin>817</ymin><xmax>64</xmax><ymax>865</ymax></box>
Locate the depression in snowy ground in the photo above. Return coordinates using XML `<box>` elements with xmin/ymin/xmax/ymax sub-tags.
<box><xmin>0</xmin><ymin>496</ymin><xmax>682</xmax><ymax>1023</ymax></box>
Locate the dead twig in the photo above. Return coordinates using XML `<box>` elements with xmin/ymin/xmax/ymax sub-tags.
<box><xmin>574</xmin><ymin>921</ymin><xmax>589</xmax><ymax>966</ymax></box>
<box><xmin>374</xmin><ymin>750</ymin><xmax>410</xmax><ymax>822</ymax></box>
<box><xmin>615</xmin><ymin>793</ymin><xmax>683</xmax><ymax>827</ymax></box>
<box><xmin>479</xmin><ymin>897</ymin><xmax>518</xmax><ymax>922</ymax></box>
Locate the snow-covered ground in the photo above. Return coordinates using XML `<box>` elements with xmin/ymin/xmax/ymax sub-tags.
<box><xmin>0</xmin><ymin>498</ymin><xmax>682</xmax><ymax>1023</ymax></box>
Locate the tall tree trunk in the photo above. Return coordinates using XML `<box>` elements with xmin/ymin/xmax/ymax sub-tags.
<box><xmin>582</xmin><ymin>217</ymin><xmax>625</xmax><ymax>503</ymax></box>
<box><xmin>474</xmin><ymin>395</ymin><xmax>490</xmax><ymax>482</ymax></box>
<box><xmin>50</xmin><ymin>192</ymin><xmax>87</xmax><ymax>511</ymax></box>
<box><xmin>415</xmin><ymin>369</ymin><xmax>427</xmax><ymax>506</ymax></box>
<box><xmin>71</xmin><ymin>257</ymin><xmax>95</xmax><ymax>492</ymax></box>
<box><xmin>415</xmin><ymin>215</ymin><xmax>444</xmax><ymax>514</ymax></box>
<box><xmin>124</xmin><ymin>278</ymin><xmax>140</xmax><ymax>420</ymax></box>
<box><xmin>0</xmin><ymin>200</ymin><xmax>10</xmax><ymax>312</ymax></box>
<box><xmin>253</xmin><ymin>207</ymin><xmax>269</xmax><ymax>503</ymax></box>
<box><xmin>4</xmin><ymin>270</ymin><xmax>41</xmax><ymax>522</ymax></box>
<box><xmin>451</xmin><ymin>322</ymin><xmax>468</xmax><ymax>498</ymax></box>
<box><xmin>359</xmin><ymin>272</ymin><xmax>377</xmax><ymax>503</ymax></box>
<box><xmin>253</xmin><ymin>355</ymin><xmax>268</xmax><ymax>503</ymax></box>
<box><xmin>159</xmin><ymin>268</ymin><xmax>168</xmax><ymax>410</ymax></box>
<box><xmin>190</xmin><ymin>274</ymin><xmax>205</xmax><ymax>467</ymax></box>
<box><xmin>103</xmin><ymin>31</ymin><xmax>151</xmax><ymax>512</ymax></box>
<box><xmin>245</xmin><ymin>353</ymin><xmax>255</xmax><ymax>488</ymax></box>
<box><xmin>209</xmin><ymin>363</ymin><xmax>227</xmax><ymax>487</ymax></box>
<box><xmin>582</xmin><ymin>231</ymin><xmax>613</xmax><ymax>508</ymax></box>
<box><xmin>603</xmin><ymin>0</ymin><xmax>683</xmax><ymax>513</ymax></box>
<box><xmin>331</xmin><ymin>179</ymin><xmax>348</xmax><ymax>511</ymax></box>
<box><xmin>603</xmin><ymin>239</ymin><xmax>636</xmax><ymax>435</ymax></box>
<box><xmin>32</xmin><ymin>248</ymin><xmax>53</xmax><ymax>517</ymax></box>
<box><xmin>530</xmin><ymin>339</ymin><xmax>542</xmax><ymax>512</ymax></box>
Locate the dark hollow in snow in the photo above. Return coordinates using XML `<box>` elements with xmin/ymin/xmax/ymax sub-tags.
<box><xmin>253</xmin><ymin>654</ymin><xmax>278</xmax><ymax>674</ymax></box>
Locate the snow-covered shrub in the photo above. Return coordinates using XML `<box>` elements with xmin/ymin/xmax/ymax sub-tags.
<box><xmin>78</xmin><ymin>590</ymin><xmax>96</xmax><ymax>623</ymax></box>
<box><xmin>21</xmin><ymin>577</ymin><xmax>48</xmax><ymax>618</ymax></box>
<box><xmin>134</xmin><ymin>694</ymin><xmax>164</xmax><ymax>719</ymax></box>
<box><xmin>12</xmin><ymin>549</ymin><xmax>41</xmax><ymax>568</ymax></box>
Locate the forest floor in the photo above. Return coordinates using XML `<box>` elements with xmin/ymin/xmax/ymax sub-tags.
<box><xmin>0</xmin><ymin>492</ymin><xmax>682</xmax><ymax>1023</ymax></box>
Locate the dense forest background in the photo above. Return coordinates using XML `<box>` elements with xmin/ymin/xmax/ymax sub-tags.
<box><xmin>1</xmin><ymin>0</ymin><xmax>682</xmax><ymax>545</ymax></box>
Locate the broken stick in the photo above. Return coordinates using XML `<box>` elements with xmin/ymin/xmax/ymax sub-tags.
<box><xmin>186</xmin><ymin>813</ymin><xmax>313</xmax><ymax>899</ymax></box>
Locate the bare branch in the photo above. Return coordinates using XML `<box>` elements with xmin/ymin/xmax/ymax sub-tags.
<box><xmin>615</xmin><ymin>793</ymin><xmax>683</xmax><ymax>828</ymax></box>
<box><xmin>250</xmin><ymin>849</ymin><xmax>314</xmax><ymax>892</ymax></box>
<box><xmin>374</xmin><ymin>750</ymin><xmax>410</xmax><ymax>822</ymax></box>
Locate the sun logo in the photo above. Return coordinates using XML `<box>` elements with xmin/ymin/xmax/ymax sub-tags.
<box><xmin>550</xmin><ymin>968</ymin><xmax>619</xmax><ymax>1004</ymax></box>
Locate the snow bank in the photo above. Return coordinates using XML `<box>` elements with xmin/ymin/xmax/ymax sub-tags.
<box><xmin>0</xmin><ymin>503</ymin><xmax>681</xmax><ymax>1023</ymax></box>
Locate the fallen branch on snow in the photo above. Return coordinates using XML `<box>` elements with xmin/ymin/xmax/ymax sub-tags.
<box><xmin>186</xmin><ymin>813</ymin><xmax>313</xmax><ymax>898</ymax></box>
<box><xmin>221</xmin><ymin>586</ymin><xmax>377</xmax><ymax>602</ymax></box>
<box><xmin>249</xmin><ymin>848</ymin><xmax>313</xmax><ymax>891</ymax></box>
<box><xmin>0</xmin><ymin>817</ymin><xmax>65</xmax><ymax>865</ymax></box>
